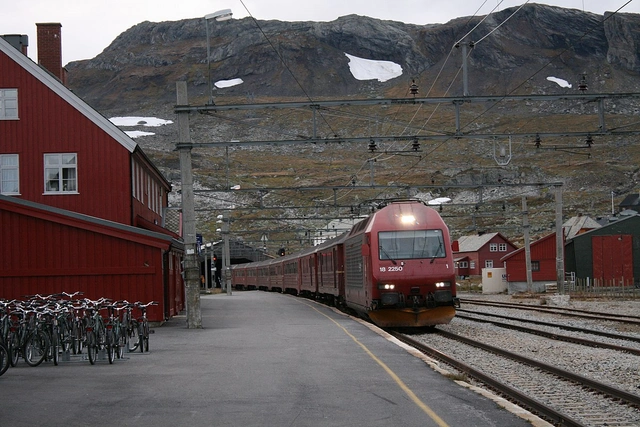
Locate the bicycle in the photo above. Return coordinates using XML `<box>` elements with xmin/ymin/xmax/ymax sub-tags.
<box><xmin>22</xmin><ymin>308</ymin><xmax>50</xmax><ymax>367</ymax></box>
<box><xmin>119</xmin><ymin>301</ymin><xmax>140</xmax><ymax>353</ymax></box>
<box><xmin>6</xmin><ymin>307</ymin><xmax>28</xmax><ymax>367</ymax></box>
<box><xmin>134</xmin><ymin>301</ymin><xmax>157</xmax><ymax>353</ymax></box>
<box><xmin>41</xmin><ymin>307</ymin><xmax>61</xmax><ymax>366</ymax></box>
<box><xmin>104</xmin><ymin>303</ymin><xmax>125</xmax><ymax>364</ymax></box>
<box><xmin>83</xmin><ymin>299</ymin><xmax>109</xmax><ymax>365</ymax></box>
<box><xmin>112</xmin><ymin>303</ymin><xmax>130</xmax><ymax>359</ymax></box>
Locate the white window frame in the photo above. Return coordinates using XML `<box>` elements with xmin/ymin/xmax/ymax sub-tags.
<box><xmin>457</xmin><ymin>260</ymin><xmax>468</xmax><ymax>268</ymax></box>
<box><xmin>499</xmin><ymin>243</ymin><xmax>508</xmax><ymax>252</ymax></box>
<box><xmin>0</xmin><ymin>154</ymin><xmax>20</xmax><ymax>195</ymax></box>
<box><xmin>485</xmin><ymin>259</ymin><xmax>494</xmax><ymax>268</ymax></box>
<box><xmin>44</xmin><ymin>153</ymin><xmax>78</xmax><ymax>194</ymax></box>
<box><xmin>489</xmin><ymin>243</ymin><xmax>498</xmax><ymax>252</ymax></box>
<box><xmin>0</xmin><ymin>89</ymin><xmax>18</xmax><ymax>120</ymax></box>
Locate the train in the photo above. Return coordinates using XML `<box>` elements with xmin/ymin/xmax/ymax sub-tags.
<box><xmin>230</xmin><ymin>200</ymin><xmax>459</xmax><ymax>327</ymax></box>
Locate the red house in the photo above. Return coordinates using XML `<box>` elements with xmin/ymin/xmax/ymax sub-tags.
<box><xmin>453</xmin><ymin>232</ymin><xmax>518</xmax><ymax>277</ymax></box>
<box><xmin>0</xmin><ymin>25</ymin><xmax>184</xmax><ymax>321</ymax></box>
<box><xmin>500</xmin><ymin>232</ymin><xmax>559</xmax><ymax>293</ymax></box>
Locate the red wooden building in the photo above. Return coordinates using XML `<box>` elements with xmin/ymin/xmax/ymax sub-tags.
<box><xmin>453</xmin><ymin>232</ymin><xmax>518</xmax><ymax>277</ymax></box>
<box><xmin>0</xmin><ymin>25</ymin><xmax>184</xmax><ymax>321</ymax></box>
<box><xmin>500</xmin><ymin>232</ymin><xmax>559</xmax><ymax>293</ymax></box>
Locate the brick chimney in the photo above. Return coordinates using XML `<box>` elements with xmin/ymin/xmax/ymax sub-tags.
<box><xmin>36</xmin><ymin>23</ymin><xmax>65</xmax><ymax>83</ymax></box>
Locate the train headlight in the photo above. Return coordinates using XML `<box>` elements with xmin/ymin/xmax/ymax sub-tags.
<box><xmin>435</xmin><ymin>281</ymin><xmax>451</xmax><ymax>288</ymax></box>
<box><xmin>400</xmin><ymin>215</ymin><xmax>415</xmax><ymax>225</ymax></box>
<box><xmin>378</xmin><ymin>284</ymin><xmax>395</xmax><ymax>290</ymax></box>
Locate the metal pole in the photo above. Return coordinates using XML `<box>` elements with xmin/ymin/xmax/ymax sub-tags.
<box><xmin>223</xmin><ymin>211</ymin><xmax>232</xmax><ymax>296</ymax></box>
<box><xmin>611</xmin><ymin>191</ymin><xmax>614</xmax><ymax>215</ymax></box>
<box><xmin>456</xmin><ymin>41</ymin><xmax>473</xmax><ymax>97</ymax></box>
<box><xmin>522</xmin><ymin>196</ymin><xmax>533</xmax><ymax>293</ymax></box>
<box><xmin>225</xmin><ymin>146</ymin><xmax>229</xmax><ymax>189</ymax></box>
<box><xmin>204</xmin><ymin>245</ymin><xmax>210</xmax><ymax>290</ymax></box>
<box><xmin>555</xmin><ymin>184</ymin><xmax>565</xmax><ymax>293</ymax></box>
<box><xmin>205</xmin><ymin>18</ymin><xmax>212</xmax><ymax>105</ymax></box>
<box><xmin>176</xmin><ymin>81</ymin><xmax>202</xmax><ymax>328</ymax></box>
<box><xmin>461</xmin><ymin>42</ymin><xmax>469</xmax><ymax>97</ymax></box>
<box><xmin>312</xmin><ymin>107</ymin><xmax>317</xmax><ymax>138</ymax></box>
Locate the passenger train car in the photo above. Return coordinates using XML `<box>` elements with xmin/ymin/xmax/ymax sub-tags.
<box><xmin>231</xmin><ymin>200</ymin><xmax>459</xmax><ymax>327</ymax></box>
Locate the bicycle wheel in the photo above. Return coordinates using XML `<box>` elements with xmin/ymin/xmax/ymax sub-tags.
<box><xmin>106</xmin><ymin>329</ymin><xmax>114</xmax><ymax>364</ymax></box>
<box><xmin>127</xmin><ymin>321</ymin><xmax>139</xmax><ymax>352</ymax></box>
<box><xmin>138</xmin><ymin>323</ymin><xmax>145</xmax><ymax>353</ymax></box>
<box><xmin>116</xmin><ymin>327</ymin><xmax>125</xmax><ymax>359</ymax></box>
<box><xmin>24</xmin><ymin>330</ymin><xmax>48</xmax><ymax>367</ymax></box>
<box><xmin>0</xmin><ymin>342</ymin><xmax>9</xmax><ymax>376</ymax></box>
<box><xmin>142</xmin><ymin>321</ymin><xmax>149</xmax><ymax>352</ymax></box>
<box><xmin>51</xmin><ymin>329</ymin><xmax>60</xmax><ymax>366</ymax></box>
<box><xmin>8</xmin><ymin>331</ymin><xmax>20</xmax><ymax>367</ymax></box>
<box><xmin>86</xmin><ymin>331</ymin><xmax>97</xmax><ymax>365</ymax></box>
<box><xmin>72</xmin><ymin>322</ymin><xmax>83</xmax><ymax>355</ymax></box>
<box><xmin>60</xmin><ymin>322</ymin><xmax>71</xmax><ymax>353</ymax></box>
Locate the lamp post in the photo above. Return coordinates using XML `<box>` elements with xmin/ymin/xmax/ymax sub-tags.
<box><xmin>204</xmin><ymin>9</ymin><xmax>232</xmax><ymax>105</ymax></box>
<box><xmin>217</xmin><ymin>212</ymin><xmax>232</xmax><ymax>296</ymax></box>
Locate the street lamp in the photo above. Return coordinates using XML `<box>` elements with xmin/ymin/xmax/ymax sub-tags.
<box><xmin>204</xmin><ymin>8</ymin><xmax>233</xmax><ymax>105</ymax></box>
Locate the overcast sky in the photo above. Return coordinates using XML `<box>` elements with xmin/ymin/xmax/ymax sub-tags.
<box><xmin>2</xmin><ymin>0</ymin><xmax>638</xmax><ymax>64</ymax></box>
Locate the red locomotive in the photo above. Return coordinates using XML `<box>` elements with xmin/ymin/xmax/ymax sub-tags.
<box><xmin>231</xmin><ymin>200</ymin><xmax>459</xmax><ymax>327</ymax></box>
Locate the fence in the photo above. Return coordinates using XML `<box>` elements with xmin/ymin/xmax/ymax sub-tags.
<box><xmin>562</xmin><ymin>275</ymin><xmax>640</xmax><ymax>299</ymax></box>
<box><xmin>456</xmin><ymin>274</ymin><xmax>640</xmax><ymax>298</ymax></box>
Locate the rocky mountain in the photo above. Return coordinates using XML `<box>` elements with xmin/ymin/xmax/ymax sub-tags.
<box><xmin>67</xmin><ymin>4</ymin><xmax>640</xmax><ymax>108</ymax></box>
<box><xmin>64</xmin><ymin>4</ymin><xmax>640</xmax><ymax>249</ymax></box>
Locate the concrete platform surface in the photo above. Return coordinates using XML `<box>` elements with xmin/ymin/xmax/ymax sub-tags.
<box><xmin>0</xmin><ymin>291</ymin><xmax>546</xmax><ymax>427</ymax></box>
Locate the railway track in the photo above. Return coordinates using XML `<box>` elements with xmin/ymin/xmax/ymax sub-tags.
<box><xmin>459</xmin><ymin>298</ymin><xmax>640</xmax><ymax>325</ymax></box>
<box><xmin>455</xmin><ymin>309</ymin><xmax>640</xmax><ymax>355</ymax></box>
<box><xmin>391</xmin><ymin>329</ymin><xmax>640</xmax><ymax>427</ymax></box>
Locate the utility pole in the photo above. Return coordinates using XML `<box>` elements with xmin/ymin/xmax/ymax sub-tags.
<box><xmin>455</xmin><ymin>41</ymin><xmax>474</xmax><ymax>96</ymax></box>
<box><xmin>218</xmin><ymin>211</ymin><xmax>232</xmax><ymax>296</ymax></box>
<box><xmin>522</xmin><ymin>196</ymin><xmax>533</xmax><ymax>293</ymax></box>
<box><xmin>555</xmin><ymin>184</ymin><xmax>564</xmax><ymax>294</ymax></box>
<box><xmin>176</xmin><ymin>81</ymin><xmax>202</xmax><ymax>328</ymax></box>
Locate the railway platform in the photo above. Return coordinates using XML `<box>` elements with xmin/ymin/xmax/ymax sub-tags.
<box><xmin>0</xmin><ymin>291</ymin><xmax>549</xmax><ymax>426</ymax></box>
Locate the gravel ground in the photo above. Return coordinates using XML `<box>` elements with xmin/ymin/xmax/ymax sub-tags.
<box><xmin>459</xmin><ymin>291</ymin><xmax>640</xmax><ymax>316</ymax></box>
<box><xmin>410</xmin><ymin>292</ymin><xmax>640</xmax><ymax>426</ymax></box>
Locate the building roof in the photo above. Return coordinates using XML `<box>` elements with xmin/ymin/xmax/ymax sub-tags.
<box><xmin>500</xmin><ymin>232</ymin><xmax>556</xmax><ymax>262</ymax></box>
<box><xmin>0</xmin><ymin>36</ymin><xmax>136</xmax><ymax>153</ymax></box>
<box><xmin>567</xmin><ymin>213</ymin><xmax>640</xmax><ymax>242</ymax></box>
<box><xmin>562</xmin><ymin>215</ymin><xmax>601</xmax><ymax>240</ymax></box>
<box><xmin>455</xmin><ymin>232</ymin><xmax>500</xmax><ymax>252</ymax></box>
<box><xmin>0</xmin><ymin>194</ymin><xmax>176</xmax><ymax>247</ymax></box>
<box><xmin>620</xmin><ymin>193</ymin><xmax>640</xmax><ymax>208</ymax></box>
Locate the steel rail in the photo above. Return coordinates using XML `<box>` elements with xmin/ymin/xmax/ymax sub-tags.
<box><xmin>435</xmin><ymin>329</ymin><xmax>640</xmax><ymax>408</ymax></box>
<box><xmin>455</xmin><ymin>312</ymin><xmax>640</xmax><ymax>355</ymax></box>
<box><xmin>456</xmin><ymin>308</ymin><xmax>640</xmax><ymax>344</ymax></box>
<box><xmin>387</xmin><ymin>330</ymin><xmax>584</xmax><ymax>427</ymax></box>
<box><xmin>459</xmin><ymin>299</ymin><xmax>640</xmax><ymax>324</ymax></box>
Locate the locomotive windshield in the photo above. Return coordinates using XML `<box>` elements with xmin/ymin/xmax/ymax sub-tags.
<box><xmin>378</xmin><ymin>230</ymin><xmax>445</xmax><ymax>261</ymax></box>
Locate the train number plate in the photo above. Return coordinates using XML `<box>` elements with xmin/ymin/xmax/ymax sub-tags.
<box><xmin>380</xmin><ymin>266</ymin><xmax>403</xmax><ymax>272</ymax></box>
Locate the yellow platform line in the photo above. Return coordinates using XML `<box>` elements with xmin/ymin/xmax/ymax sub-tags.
<box><xmin>304</xmin><ymin>302</ymin><xmax>450</xmax><ymax>427</ymax></box>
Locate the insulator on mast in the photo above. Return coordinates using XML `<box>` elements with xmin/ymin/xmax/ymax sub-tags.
<box><xmin>409</xmin><ymin>80</ymin><xmax>419</xmax><ymax>97</ymax></box>
<box><xmin>578</xmin><ymin>73</ymin><xmax>588</xmax><ymax>92</ymax></box>
<box><xmin>411</xmin><ymin>137</ymin><xmax>420</xmax><ymax>151</ymax></box>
